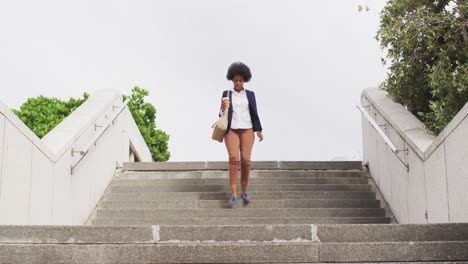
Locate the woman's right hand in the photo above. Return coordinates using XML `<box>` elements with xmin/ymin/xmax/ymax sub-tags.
<box><xmin>221</xmin><ymin>100</ymin><xmax>229</xmax><ymax>111</ymax></box>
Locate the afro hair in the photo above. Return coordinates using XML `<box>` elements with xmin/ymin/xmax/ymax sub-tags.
<box><xmin>226</xmin><ymin>62</ymin><xmax>252</xmax><ymax>82</ymax></box>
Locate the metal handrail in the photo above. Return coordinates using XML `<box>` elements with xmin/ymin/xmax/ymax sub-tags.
<box><xmin>356</xmin><ymin>104</ymin><xmax>409</xmax><ymax>170</ymax></box>
<box><xmin>71</xmin><ymin>98</ymin><xmax>130</xmax><ymax>173</ymax></box>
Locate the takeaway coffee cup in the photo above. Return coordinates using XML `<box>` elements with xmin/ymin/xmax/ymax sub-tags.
<box><xmin>222</xmin><ymin>97</ymin><xmax>230</xmax><ymax>109</ymax></box>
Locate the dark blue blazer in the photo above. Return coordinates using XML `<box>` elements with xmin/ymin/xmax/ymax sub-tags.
<box><xmin>221</xmin><ymin>89</ymin><xmax>263</xmax><ymax>133</ymax></box>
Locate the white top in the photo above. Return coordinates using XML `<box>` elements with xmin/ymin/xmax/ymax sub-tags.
<box><xmin>230</xmin><ymin>89</ymin><xmax>253</xmax><ymax>129</ymax></box>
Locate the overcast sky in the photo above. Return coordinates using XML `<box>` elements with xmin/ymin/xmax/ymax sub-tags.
<box><xmin>0</xmin><ymin>0</ymin><xmax>387</xmax><ymax>161</ymax></box>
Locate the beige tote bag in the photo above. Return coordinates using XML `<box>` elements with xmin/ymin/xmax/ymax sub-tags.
<box><xmin>211</xmin><ymin>91</ymin><xmax>230</xmax><ymax>143</ymax></box>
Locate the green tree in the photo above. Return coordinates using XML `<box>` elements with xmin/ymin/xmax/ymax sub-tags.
<box><xmin>12</xmin><ymin>93</ymin><xmax>89</xmax><ymax>138</ymax></box>
<box><xmin>377</xmin><ymin>0</ymin><xmax>468</xmax><ymax>134</ymax></box>
<box><xmin>124</xmin><ymin>87</ymin><xmax>170</xmax><ymax>161</ymax></box>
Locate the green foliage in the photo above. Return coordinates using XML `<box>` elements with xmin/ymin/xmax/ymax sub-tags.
<box><xmin>13</xmin><ymin>87</ymin><xmax>170</xmax><ymax>161</ymax></box>
<box><xmin>377</xmin><ymin>0</ymin><xmax>468</xmax><ymax>134</ymax></box>
<box><xmin>12</xmin><ymin>93</ymin><xmax>89</xmax><ymax>138</ymax></box>
<box><xmin>124</xmin><ymin>87</ymin><xmax>170</xmax><ymax>161</ymax></box>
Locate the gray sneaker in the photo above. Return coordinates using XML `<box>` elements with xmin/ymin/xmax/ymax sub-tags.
<box><xmin>240</xmin><ymin>194</ymin><xmax>250</xmax><ymax>204</ymax></box>
<box><xmin>229</xmin><ymin>196</ymin><xmax>238</xmax><ymax>208</ymax></box>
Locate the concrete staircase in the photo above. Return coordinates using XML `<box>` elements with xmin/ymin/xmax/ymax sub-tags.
<box><xmin>91</xmin><ymin>161</ymin><xmax>390</xmax><ymax>226</ymax></box>
<box><xmin>1</xmin><ymin>161</ymin><xmax>468</xmax><ymax>263</ymax></box>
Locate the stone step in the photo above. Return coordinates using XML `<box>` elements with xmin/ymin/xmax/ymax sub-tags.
<box><xmin>93</xmin><ymin>217</ymin><xmax>391</xmax><ymax>225</ymax></box>
<box><xmin>1</xmin><ymin>241</ymin><xmax>466</xmax><ymax>263</ymax></box>
<box><xmin>311</xmin><ymin>223</ymin><xmax>468</xmax><ymax>242</ymax></box>
<box><xmin>0</xmin><ymin>243</ymin><xmax>315</xmax><ymax>264</ymax></box>
<box><xmin>3</xmin><ymin>224</ymin><xmax>467</xmax><ymax>244</ymax></box>
<box><xmin>318</xmin><ymin>241</ymin><xmax>468</xmax><ymax>262</ymax></box>
<box><xmin>111</xmin><ymin>177</ymin><xmax>369</xmax><ymax>186</ymax></box>
<box><xmin>110</xmin><ymin>184</ymin><xmax>373</xmax><ymax>193</ymax></box>
<box><xmin>123</xmin><ymin>161</ymin><xmax>363</xmax><ymax>171</ymax></box>
<box><xmin>95</xmin><ymin>208</ymin><xmax>386</xmax><ymax>220</ymax></box>
<box><xmin>100</xmin><ymin>199</ymin><xmax>382</xmax><ymax>209</ymax></box>
<box><xmin>117</xmin><ymin>170</ymin><xmax>365</xmax><ymax>180</ymax></box>
<box><xmin>105</xmin><ymin>191</ymin><xmax>377</xmax><ymax>201</ymax></box>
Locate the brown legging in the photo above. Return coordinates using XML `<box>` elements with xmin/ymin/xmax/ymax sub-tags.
<box><xmin>224</xmin><ymin>128</ymin><xmax>255</xmax><ymax>194</ymax></box>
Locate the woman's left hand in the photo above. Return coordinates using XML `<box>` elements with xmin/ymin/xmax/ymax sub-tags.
<box><xmin>256</xmin><ymin>132</ymin><xmax>264</xmax><ymax>142</ymax></box>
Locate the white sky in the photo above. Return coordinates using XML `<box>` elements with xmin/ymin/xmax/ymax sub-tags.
<box><xmin>0</xmin><ymin>0</ymin><xmax>387</xmax><ymax>161</ymax></box>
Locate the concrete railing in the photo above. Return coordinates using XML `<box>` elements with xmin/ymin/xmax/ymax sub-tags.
<box><xmin>0</xmin><ymin>90</ymin><xmax>152</xmax><ymax>225</ymax></box>
<box><xmin>361</xmin><ymin>88</ymin><xmax>468</xmax><ymax>224</ymax></box>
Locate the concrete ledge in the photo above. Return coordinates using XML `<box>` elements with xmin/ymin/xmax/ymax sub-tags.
<box><xmin>117</xmin><ymin>170</ymin><xmax>364</xmax><ymax>180</ymax></box>
<box><xmin>0</xmin><ymin>243</ymin><xmax>319</xmax><ymax>263</ymax></box>
<box><xmin>100</xmin><ymin>199</ymin><xmax>381</xmax><ymax>210</ymax></box>
<box><xmin>109</xmin><ymin>184</ymin><xmax>373</xmax><ymax>193</ymax></box>
<box><xmin>105</xmin><ymin>191</ymin><xmax>378</xmax><ymax>201</ymax></box>
<box><xmin>205</xmin><ymin>161</ymin><xmax>228</xmax><ymax>170</ymax></box>
<box><xmin>2</xmin><ymin>242</ymin><xmax>466</xmax><ymax>263</ymax></box>
<box><xmin>3</xmin><ymin>224</ymin><xmax>467</xmax><ymax>244</ymax></box>
<box><xmin>124</xmin><ymin>162</ymin><xmax>207</xmax><ymax>171</ymax></box>
<box><xmin>123</xmin><ymin>161</ymin><xmax>363</xmax><ymax>171</ymax></box>
<box><xmin>361</xmin><ymin>88</ymin><xmax>468</xmax><ymax>223</ymax></box>
<box><xmin>41</xmin><ymin>90</ymin><xmax>122</xmax><ymax>158</ymax></box>
<box><xmin>0</xmin><ymin>102</ymin><xmax>54</xmax><ymax>160</ymax></box>
<box><xmin>0</xmin><ymin>226</ymin><xmax>153</xmax><ymax>244</ymax></box>
<box><xmin>362</xmin><ymin>88</ymin><xmax>435</xmax><ymax>159</ymax></box>
<box><xmin>111</xmin><ymin>177</ymin><xmax>369</xmax><ymax>186</ymax></box>
<box><xmin>319</xmin><ymin>241</ymin><xmax>468</xmax><ymax>262</ymax></box>
<box><xmin>95</xmin><ymin>208</ymin><xmax>386</xmax><ymax>220</ymax></box>
<box><xmin>0</xmin><ymin>90</ymin><xmax>152</xmax><ymax>226</ymax></box>
<box><xmin>316</xmin><ymin>223</ymin><xmax>468</xmax><ymax>242</ymax></box>
<box><xmin>278</xmin><ymin>161</ymin><xmax>362</xmax><ymax>170</ymax></box>
<box><xmin>362</xmin><ymin>88</ymin><xmax>468</xmax><ymax>160</ymax></box>
<box><xmin>94</xmin><ymin>217</ymin><xmax>392</xmax><ymax>225</ymax></box>
<box><xmin>158</xmin><ymin>225</ymin><xmax>314</xmax><ymax>242</ymax></box>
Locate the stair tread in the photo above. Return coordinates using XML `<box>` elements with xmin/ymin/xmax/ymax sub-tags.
<box><xmin>93</xmin><ymin>217</ymin><xmax>392</xmax><ymax>225</ymax></box>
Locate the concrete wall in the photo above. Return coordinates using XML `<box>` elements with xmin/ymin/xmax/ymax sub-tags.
<box><xmin>0</xmin><ymin>90</ymin><xmax>152</xmax><ymax>225</ymax></box>
<box><xmin>361</xmin><ymin>88</ymin><xmax>468</xmax><ymax>223</ymax></box>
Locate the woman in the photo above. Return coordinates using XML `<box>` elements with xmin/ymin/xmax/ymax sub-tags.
<box><xmin>220</xmin><ymin>62</ymin><xmax>264</xmax><ymax>207</ymax></box>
